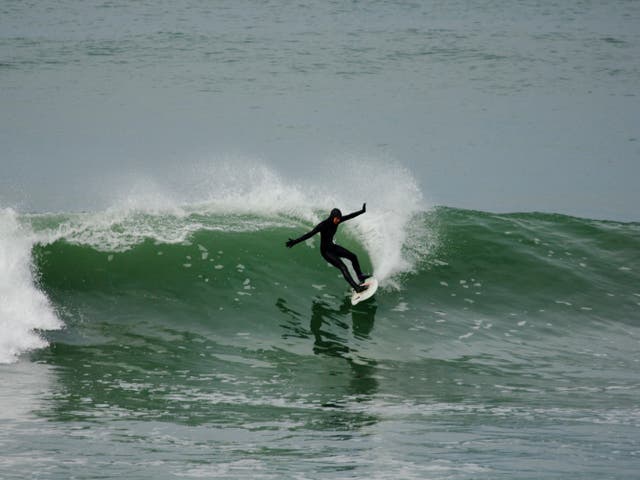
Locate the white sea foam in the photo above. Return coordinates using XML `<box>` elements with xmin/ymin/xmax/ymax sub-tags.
<box><xmin>0</xmin><ymin>208</ymin><xmax>61</xmax><ymax>363</ymax></box>
<box><xmin>34</xmin><ymin>157</ymin><xmax>434</xmax><ymax>286</ymax></box>
<box><xmin>120</xmin><ymin>157</ymin><xmax>434</xmax><ymax>287</ymax></box>
<box><xmin>30</xmin><ymin>159</ymin><xmax>317</xmax><ymax>252</ymax></box>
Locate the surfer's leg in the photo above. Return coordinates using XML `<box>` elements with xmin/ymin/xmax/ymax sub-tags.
<box><xmin>322</xmin><ymin>250</ymin><xmax>364</xmax><ymax>292</ymax></box>
<box><xmin>333</xmin><ymin>245</ymin><xmax>368</xmax><ymax>283</ymax></box>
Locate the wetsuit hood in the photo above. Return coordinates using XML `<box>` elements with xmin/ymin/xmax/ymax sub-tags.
<box><xmin>330</xmin><ymin>208</ymin><xmax>342</xmax><ymax>220</ymax></box>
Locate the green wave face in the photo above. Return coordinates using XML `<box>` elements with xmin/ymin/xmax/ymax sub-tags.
<box><xmin>29</xmin><ymin>207</ymin><xmax>640</xmax><ymax>357</ymax></box>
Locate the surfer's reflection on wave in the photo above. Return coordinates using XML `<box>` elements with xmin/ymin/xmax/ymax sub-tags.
<box><xmin>308</xmin><ymin>298</ymin><xmax>378</xmax><ymax>398</ymax></box>
<box><xmin>308</xmin><ymin>298</ymin><xmax>376</xmax><ymax>354</ymax></box>
<box><xmin>276</xmin><ymin>296</ymin><xmax>378</xmax><ymax>395</ymax></box>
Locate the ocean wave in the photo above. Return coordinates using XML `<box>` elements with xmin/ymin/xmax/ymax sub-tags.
<box><xmin>1</xmin><ymin>159</ymin><xmax>430</xmax><ymax>362</ymax></box>
<box><xmin>2</xmin><ymin>161</ymin><xmax>639</xmax><ymax>364</ymax></box>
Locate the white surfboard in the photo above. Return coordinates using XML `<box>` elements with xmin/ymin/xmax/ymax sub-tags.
<box><xmin>350</xmin><ymin>277</ymin><xmax>378</xmax><ymax>305</ymax></box>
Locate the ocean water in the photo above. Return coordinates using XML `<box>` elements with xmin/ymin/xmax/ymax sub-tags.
<box><xmin>2</xmin><ymin>162</ymin><xmax>640</xmax><ymax>479</ymax></box>
<box><xmin>2</xmin><ymin>1</ymin><xmax>640</xmax><ymax>479</ymax></box>
<box><xmin>2</xmin><ymin>0</ymin><xmax>639</xmax><ymax>218</ymax></box>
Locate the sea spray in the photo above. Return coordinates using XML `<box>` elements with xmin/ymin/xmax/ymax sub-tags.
<box><xmin>293</xmin><ymin>156</ymin><xmax>435</xmax><ymax>287</ymax></box>
<box><xmin>28</xmin><ymin>158</ymin><xmax>434</xmax><ymax>283</ymax></box>
<box><xmin>0</xmin><ymin>208</ymin><xmax>61</xmax><ymax>363</ymax></box>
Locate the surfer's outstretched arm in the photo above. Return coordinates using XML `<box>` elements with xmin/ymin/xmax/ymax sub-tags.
<box><xmin>286</xmin><ymin>223</ymin><xmax>321</xmax><ymax>248</ymax></box>
<box><xmin>341</xmin><ymin>203</ymin><xmax>366</xmax><ymax>222</ymax></box>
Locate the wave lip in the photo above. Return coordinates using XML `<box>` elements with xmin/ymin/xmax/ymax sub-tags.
<box><xmin>0</xmin><ymin>208</ymin><xmax>62</xmax><ymax>364</ymax></box>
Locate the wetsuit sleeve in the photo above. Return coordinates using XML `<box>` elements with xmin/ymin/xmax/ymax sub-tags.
<box><xmin>341</xmin><ymin>204</ymin><xmax>366</xmax><ymax>222</ymax></box>
<box><xmin>288</xmin><ymin>223</ymin><xmax>321</xmax><ymax>247</ymax></box>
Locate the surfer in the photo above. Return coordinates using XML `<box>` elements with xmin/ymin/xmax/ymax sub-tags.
<box><xmin>286</xmin><ymin>204</ymin><xmax>370</xmax><ymax>292</ymax></box>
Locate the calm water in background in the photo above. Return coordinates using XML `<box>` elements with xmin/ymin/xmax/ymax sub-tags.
<box><xmin>1</xmin><ymin>0</ymin><xmax>639</xmax><ymax>219</ymax></box>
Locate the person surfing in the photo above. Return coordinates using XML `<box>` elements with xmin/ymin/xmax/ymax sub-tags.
<box><xmin>286</xmin><ymin>204</ymin><xmax>370</xmax><ymax>293</ymax></box>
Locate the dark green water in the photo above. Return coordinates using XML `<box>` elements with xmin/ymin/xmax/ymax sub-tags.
<box><xmin>1</xmin><ymin>206</ymin><xmax>639</xmax><ymax>479</ymax></box>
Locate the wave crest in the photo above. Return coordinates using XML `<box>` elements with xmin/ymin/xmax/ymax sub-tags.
<box><xmin>0</xmin><ymin>208</ymin><xmax>61</xmax><ymax>363</ymax></box>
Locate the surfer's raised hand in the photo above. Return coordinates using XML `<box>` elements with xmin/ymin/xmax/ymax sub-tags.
<box><xmin>362</xmin><ymin>203</ymin><xmax>366</xmax><ymax>212</ymax></box>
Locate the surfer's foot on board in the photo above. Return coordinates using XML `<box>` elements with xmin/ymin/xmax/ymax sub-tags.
<box><xmin>354</xmin><ymin>284</ymin><xmax>368</xmax><ymax>293</ymax></box>
<box><xmin>358</xmin><ymin>273</ymin><xmax>371</xmax><ymax>283</ymax></box>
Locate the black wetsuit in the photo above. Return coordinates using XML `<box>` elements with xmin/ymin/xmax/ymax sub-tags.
<box><xmin>286</xmin><ymin>206</ymin><xmax>367</xmax><ymax>291</ymax></box>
